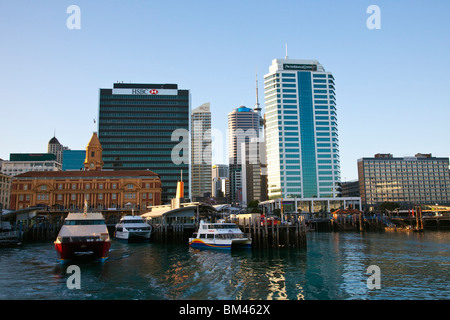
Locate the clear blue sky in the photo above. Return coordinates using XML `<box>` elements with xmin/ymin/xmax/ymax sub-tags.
<box><xmin>1</xmin><ymin>0</ymin><xmax>449</xmax><ymax>181</ymax></box>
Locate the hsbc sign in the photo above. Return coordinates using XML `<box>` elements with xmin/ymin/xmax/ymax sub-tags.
<box><xmin>112</xmin><ymin>88</ymin><xmax>178</xmax><ymax>95</ymax></box>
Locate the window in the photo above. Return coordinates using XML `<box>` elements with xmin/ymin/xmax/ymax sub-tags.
<box><xmin>127</xmin><ymin>184</ymin><xmax>134</xmax><ymax>189</ymax></box>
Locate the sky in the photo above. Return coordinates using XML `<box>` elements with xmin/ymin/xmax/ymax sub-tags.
<box><xmin>1</xmin><ymin>0</ymin><xmax>450</xmax><ymax>181</ymax></box>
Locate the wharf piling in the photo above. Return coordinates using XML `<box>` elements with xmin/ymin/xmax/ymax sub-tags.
<box><xmin>238</xmin><ymin>215</ymin><xmax>307</xmax><ymax>249</ymax></box>
<box><xmin>149</xmin><ymin>215</ymin><xmax>308</xmax><ymax>249</ymax></box>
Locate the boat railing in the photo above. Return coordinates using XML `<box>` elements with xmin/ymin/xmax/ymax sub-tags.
<box><xmin>0</xmin><ymin>230</ymin><xmax>19</xmax><ymax>240</ymax></box>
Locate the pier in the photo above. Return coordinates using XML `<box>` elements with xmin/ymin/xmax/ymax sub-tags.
<box><xmin>239</xmin><ymin>215</ymin><xmax>307</xmax><ymax>249</ymax></box>
<box><xmin>3</xmin><ymin>205</ymin><xmax>450</xmax><ymax>245</ymax></box>
<box><xmin>149</xmin><ymin>214</ymin><xmax>308</xmax><ymax>249</ymax></box>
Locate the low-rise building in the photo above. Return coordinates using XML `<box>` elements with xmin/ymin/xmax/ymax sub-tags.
<box><xmin>10</xmin><ymin>170</ymin><xmax>161</xmax><ymax>212</ymax></box>
<box><xmin>358</xmin><ymin>153</ymin><xmax>450</xmax><ymax>208</ymax></box>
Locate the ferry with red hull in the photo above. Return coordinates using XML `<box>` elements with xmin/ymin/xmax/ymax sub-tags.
<box><xmin>54</xmin><ymin>212</ymin><xmax>111</xmax><ymax>262</ymax></box>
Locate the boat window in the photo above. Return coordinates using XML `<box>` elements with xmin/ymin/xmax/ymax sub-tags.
<box><xmin>212</xmin><ymin>224</ymin><xmax>239</xmax><ymax>229</ymax></box>
<box><xmin>199</xmin><ymin>234</ymin><xmax>206</xmax><ymax>239</ymax></box>
<box><xmin>206</xmin><ymin>234</ymin><xmax>214</xmax><ymax>239</ymax></box>
<box><xmin>215</xmin><ymin>233</ymin><xmax>245</xmax><ymax>239</ymax></box>
<box><xmin>64</xmin><ymin>219</ymin><xmax>106</xmax><ymax>225</ymax></box>
<box><xmin>124</xmin><ymin>220</ymin><xmax>143</xmax><ymax>224</ymax></box>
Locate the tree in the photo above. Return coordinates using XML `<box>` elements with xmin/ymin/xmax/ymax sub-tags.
<box><xmin>247</xmin><ymin>200</ymin><xmax>261</xmax><ymax>213</ymax></box>
<box><xmin>379</xmin><ymin>202</ymin><xmax>400</xmax><ymax>213</ymax></box>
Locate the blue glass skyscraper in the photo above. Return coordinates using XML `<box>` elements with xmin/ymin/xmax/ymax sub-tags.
<box><xmin>264</xmin><ymin>59</ymin><xmax>340</xmax><ymax>199</ymax></box>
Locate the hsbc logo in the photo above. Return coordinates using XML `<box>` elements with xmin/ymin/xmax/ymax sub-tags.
<box><xmin>113</xmin><ymin>88</ymin><xmax>177</xmax><ymax>95</ymax></box>
<box><xmin>131</xmin><ymin>89</ymin><xmax>159</xmax><ymax>95</ymax></box>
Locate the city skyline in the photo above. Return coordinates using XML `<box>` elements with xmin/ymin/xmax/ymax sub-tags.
<box><xmin>1</xmin><ymin>1</ymin><xmax>450</xmax><ymax>182</ymax></box>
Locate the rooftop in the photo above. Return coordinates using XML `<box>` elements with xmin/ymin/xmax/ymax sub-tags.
<box><xmin>13</xmin><ymin>170</ymin><xmax>160</xmax><ymax>179</ymax></box>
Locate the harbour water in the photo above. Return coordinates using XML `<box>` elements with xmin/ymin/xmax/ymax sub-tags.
<box><xmin>0</xmin><ymin>231</ymin><xmax>449</xmax><ymax>300</ymax></box>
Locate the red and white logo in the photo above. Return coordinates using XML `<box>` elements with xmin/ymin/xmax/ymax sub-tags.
<box><xmin>149</xmin><ymin>89</ymin><xmax>159</xmax><ymax>94</ymax></box>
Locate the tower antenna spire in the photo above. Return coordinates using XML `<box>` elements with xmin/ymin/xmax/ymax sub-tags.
<box><xmin>254</xmin><ymin>69</ymin><xmax>261</xmax><ymax>113</ymax></box>
<box><xmin>285</xmin><ymin>43</ymin><xmax>289</xmax><ymax>59</ymax></box>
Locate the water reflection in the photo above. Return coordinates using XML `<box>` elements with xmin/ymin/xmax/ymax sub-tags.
<box><xmin>0</xmin><ymin>232</ymin><xmax>449</xmax><ymax>299</ymax></box>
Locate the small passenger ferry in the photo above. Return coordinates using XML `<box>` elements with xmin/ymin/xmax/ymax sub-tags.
<box><xmin>54</xmin><ymin>212</ymin><xmax>111</xmax><ymax>262</ymax></box>
<box><xmin>189</xmin><ymin>220</ymin><xmax>251</xmax><ymax>249</ymax></box>
<box><xmin>115</xmin><ymin>215</ymin><xmax>152</xmax><ymax>242</ymax></box>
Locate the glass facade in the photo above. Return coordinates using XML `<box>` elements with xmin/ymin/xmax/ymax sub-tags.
<box><xmin>358</xmin><ymin>153</ymin><xmax>450</xmax><ymax>207</ymax></box>
<box><xmin>228</xmin><ymin>106</ymin><xmax>262</xmax><ymax>205</ymax></box>
<box><xmin>98</xmin><ymin>83</ymin><xmax>189</xmax><ymax>203</ymax></box>
<box><xmin>62</xmin><ymin>150</ymin><xmax>86</xmax><ymax>171</ymax></box>
<box><xmin>264</xmin><ymin>59</ymin><xmax>341</xmax><ymax>200</ymax></box>
<box><xmin>191</xmin><ymin>103</ymin><xmax>212</xmax><ymax>199</ymax></box>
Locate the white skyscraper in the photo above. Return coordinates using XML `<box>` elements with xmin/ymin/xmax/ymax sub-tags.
<box><xmin>191</xmin><ymin>103</ymin><xmax>212</xmax><ymax>199</ymax></box>
<box><xmin>264</xmin><ymin>58</ymin><xmax>340</xmax><ymax>199</ymax></box>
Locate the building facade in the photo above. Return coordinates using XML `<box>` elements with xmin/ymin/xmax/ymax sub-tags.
<box><xmin>228</xmin><ymin>106</ymin><xmax>263</xmax><ymax>206</ymax></box>
<box><xmin>358</xmin><ymin>153</ymin><xmax>450</xmax><ymax>208</ymax></box>
<box><xmin>62</xmin><ymin>150</ymin><xmax>86</xmax><ymax>171</ymax></box>
<box><xmin>264</xmin><ymin>58</ymin><xmax>340</xmax><ymax>199</ymax></box>
<box><xmin>0</xmin><ymin>173</ymin><xmax>11</xmax><ymax>210</ymax></box>
<box><xmin>48</xmin><ymin>136</ymin><xmax>69</xmax><ymax>164</ymax></box>
<box><xmin>98</xmin><ymin>83</ymin><xmax>190</xmax><ymax>203</ymax></box>
<box><xmin>190</xmin><ymin>103</ymin><xmax>212</xmax><ymax>199</ymax></box>
<box><xmin>10</xmin><ymin>170</ymin><xmax>162</xmax><ymax>212</ymax></box>
<box><xmin>1</xmin><ymin>153</ymin><xmax>62</xmax><ymax>177</ymax></box>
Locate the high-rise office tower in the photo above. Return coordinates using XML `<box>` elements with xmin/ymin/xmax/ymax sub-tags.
<box><xmin>212</xmin><ymin>164</ymin><xmax>230</xmax><ymax>199</ymax></box>
<box><xmin>264</xmin><ymin>58</ymin><xmax>340</xmax><ymax>199</ymax></box>
<box><xmin>98</xmin><ymin>83</ymin><xmax>190</xmax><ymax>203</ymax></box>
<box><xmin>191</xmin><ymin>103</ymin><xmax>212</xmax><ymax>199</ymax></box>
<box><xmin>228</xmin><ymin>106</ymin><xmax>262</xmax><ymax>206</ymax></box>
<box><xmin>48</xmin><ymin>136</ymin><xmax>69</xmax><ymax>164</ymax></box>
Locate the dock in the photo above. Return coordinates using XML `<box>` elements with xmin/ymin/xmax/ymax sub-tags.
<box><xmin>150</xmin><ymin>215</ymin><xmax>308</xmax><ymax>249</ymax></box>
<box><xmin>239</xmin><ymin>216</ymin><xmax>307</xmax><ymax>249</ymax></box>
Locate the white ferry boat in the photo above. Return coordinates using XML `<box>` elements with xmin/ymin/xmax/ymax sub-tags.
<box><xmin>189</xmin><ymin>220</ymin><xmax>251</xmax><ymax>249</ymax></box>
<box><xmin>114</xmin><ymin>215</ymin><xmax>152</xmax><ymax>242</ymax></box>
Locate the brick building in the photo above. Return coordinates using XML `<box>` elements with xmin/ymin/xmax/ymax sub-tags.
<box><xmin>10</xmin><ymin>132</ymin><xmax>162</xmax><ymax>213</ymax></box>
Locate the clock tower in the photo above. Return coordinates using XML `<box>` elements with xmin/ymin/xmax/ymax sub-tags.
<box><xmin>84</xmin><ymin>132</ymin><xmax>104</xmax><ymax>171</ymax></box>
